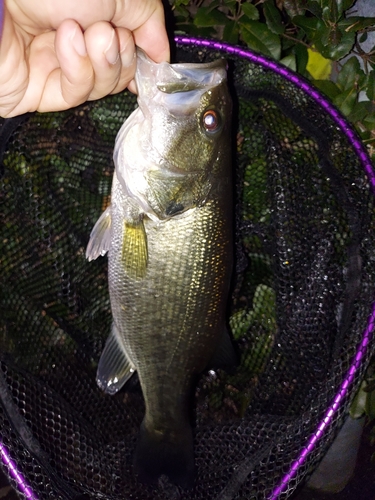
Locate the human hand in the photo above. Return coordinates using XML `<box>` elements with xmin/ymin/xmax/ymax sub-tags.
<box><xmin>0</xmin><ymin>0</ymin><xmax>169</xmax><ymax>118</ymax></box>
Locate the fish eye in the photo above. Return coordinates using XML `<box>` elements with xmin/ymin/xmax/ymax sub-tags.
<box><xmin>202</xmin><ymin>109</ymin><xmax>221</xmax><ymax>134</ymax></box>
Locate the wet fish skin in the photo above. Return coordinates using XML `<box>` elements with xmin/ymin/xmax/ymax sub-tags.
<box><xmin>86</xmin><ymin>50</ymin><xmax>234</xmax><ymax>487</ymax></box>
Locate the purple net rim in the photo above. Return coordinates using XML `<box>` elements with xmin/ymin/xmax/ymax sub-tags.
<box><xmin>0</xmin><ymin>441</ymin><xmax>37</xmax><ymax>499</ymax></box>
<box><xmin>175</xmin><ymin>35</ymin><xmax>375</xmax><ymax>499</ymax></box>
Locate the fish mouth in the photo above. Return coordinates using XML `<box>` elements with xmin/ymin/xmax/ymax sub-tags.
<box><xmin>156</xmin><ymin>60</ymin><xmax>227</xmax><ymax>94</ymax></box>
<box><xmin>147</xmin><ymin>162</ymin><xmax>203</xmax><ymax>181</ymax></box>
<box><xmin>135</xmin><ymin>49</ymin><xmax>227</xmax><ymax>101</ymax></box>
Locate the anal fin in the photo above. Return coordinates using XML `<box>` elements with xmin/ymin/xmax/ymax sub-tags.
<box><xmin>86</xmin><ymin>206</ymin><xmax>111</xmax><ymax>261</ymax></box>
<box><xmin>96</xmin><ymin>323</ymin><xmax>136</xmax><ymax>395</ymax></box>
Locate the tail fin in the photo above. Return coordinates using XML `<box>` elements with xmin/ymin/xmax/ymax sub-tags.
<box><xmin>134</xmin><ymin>420</ymin><xmax>195</xmax><ymax>489</ymax></box>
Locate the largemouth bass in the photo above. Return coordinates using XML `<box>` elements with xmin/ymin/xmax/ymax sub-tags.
<box><xmin>86</xmin><ymin>50</ymin><xmax>235</xmax><ymax>487</ymax></box>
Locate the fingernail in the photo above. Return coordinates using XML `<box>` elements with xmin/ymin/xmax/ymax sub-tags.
<box><xmin>71</xmin><ymin>25</ymin><xmax>87</xmax><ymax>57</ymax></box>
<box><xmin>105</xmin><ymin>30</ymin><xmax>119</xmax><ymax>65</ymax></box>
<box><xmin>120</xmin><ymin>38</ymin><xmax>136</xmax><ymax>68</ymax></box>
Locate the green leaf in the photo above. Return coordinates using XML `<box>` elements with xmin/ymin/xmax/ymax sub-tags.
<box><xmin>365</xmin><ymin>379</ymin><xmax>375</xmax><ymax>393</ymax></box>
<box><xmin>313</xmin><ymin>20</ymin><xmax>331</xmax><ymax>47</ymax></box>
<box><xmin>322</xmin><ymin>0</ymin><xmax>339</xmax><ymax>24</ymax></box>
<box><xmin>173</xmin><ymin>8</ymin><xmax>190</xmax><ymax>21</ymax></box>
<box><xmin>283</xmin><ymin>0</ymin><xmax>306</xmax><ymax>17</ymax></box>
<box><xmin>337</xmin><ymin>0</ymin><xmax>355</xmax><ymax>16</ymax></box>
<box><xmin>208</xmin><ymin>0</ymin><xmax>223</xmax><ymax>9</ymax></box>
<box><xmin>223</xmin><ymin>0</ymin><xmax>236</xmax><ymax>8</ymax></box>
<box><xmin>366</xmin><ymin>383</ymin><xmax>375</xmax><ymax>421</ymax></box>
<box><xmin>294</xmin><ymin>44</ymin><xmax>309</xmax><ymax>74</ymax></box>
<box><xmin>363</xmin><ymin>114</ymin><xmax>375</xmax><ymax>129</ymax></box>
<box><xmin>322</xmin><ymin>6</ymin><xmax>331</xmax><ymax>24</ymax></box>
<box><xmin>337</xmin><ymin>56</ymin><xmax>361</xmax><ymax>91</ymax></box>
<box><xmin>359</xmin><ymin>31</ymin><xmax>368</xmax><ymax>43</ymax></box>
<box><xmin>315</xmin><ymin>27</ymin><xmax>355</xmax><ymax>60</ymax></box>
<box><xmin>292</xmin><ymin>15</ymin><xmax>319</xmax><ymax>38</ymax></box>
<box><xmin>348</xmin><ymin>100</ymin><xmax>374</xmax><ymax>122</ymax></box>
<box><xmin>264</xmin><ymin>0</ymin><xmax>285</xmax><ymax>35</ymax></box>
<box><xmin>305</xmin><ymin>0</ymin><xmax>322</xmax><ymax>17</ymax></box>
<box><xmin>333</xmin><ymin>87</ymin><xmax>358</xmax><ymax>116</ymax></box>
<box><xmin>193</xmin><ymin>6</ymin><xmax>228</xmax><ymax>27</ymax></box>
<box><xmin>339</xmin><ymin>16</ymin><xmax>375</xmax><ymax>32</ymax></box>
<box><xmin>178</xmin><ymin>24</ymin><xmax>217</xmax><ymax>38</ymax></box>
<box><xmin>281</xmin><ymin>36</ymin><xmax>295</xmax><ymax>51</ymax></box>
<box><xmin>350</xmin><ymin>380</ymin><xmax>368</xmax><ymax>419</ymax></box>
<box><xmin>241</xmin><ymin>2</ymin><xmax>259</xmax><ymax>21</ymax></box>
<box><xmin>312</xmin><ymin>80</ymin><xmax>341</xmax><ymax>99</ymax></box>
<box><xmin>280</xmin><ymin>54</ymin><xmax>296</xmax><ymax>71</ymax></box>
<box><xmin>366</xmin><ymin>71</ymin><xmax>375</xmax><ymax>102</ymax></box>
<box><xmin>240</xmin><ymin>21</ymin><xmax>281</xmax><ymax>60</ymax></box>
<box><xmin>329</xmin><ymin>25</ymin><xmax>343</xmax><ymax>47</ymax></box>
<box><xmin>223</xmin><ymin>20</ymin><xmax>239</xmax><ymax>44</ymax></box>
<box><xmin>307</xmin><ymin>48</ymin><xmax>332</xmax><ymax>79</ymax></box>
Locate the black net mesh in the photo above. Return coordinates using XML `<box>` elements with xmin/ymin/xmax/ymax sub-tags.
<box><xmin>0</xmin><ymin>40</ymin><xmax>374</xmax><ymax>500</ymax></box>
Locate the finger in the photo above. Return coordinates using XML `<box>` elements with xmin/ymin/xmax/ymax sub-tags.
<box><xmin>36</xmin><ymin>19</ymin><xmax>94</xmax><ymax>112</ymax></box>
<box><xmin>109</xmin><ymin>28</ymin><xmax>136</xmax><ymax>95</ymax></box>
<box><xmin>84</xmin><ymin>22</ymin><xmax>121</xmax><ymax>100</ymax></box>
<box><xmin>3</xmin><ymin>29</ymin><xmax>60</xmax><ymax>116</ymax></box>
<box><xmin>84</xmin><ymin>22</ymin><xmax>136</xmax><ymax>100</ymax></box>
<box><xmin>122</xmin><ymin>0</ymin><xmax>169</xmax><ymax>94</ymax></box>
<box><xmin>114</xmin><ymin>0</ymin><xmax>170</xmax><ymax>63</ymax></box>
<box><xmin>5</xmin><ymin>0</ymin><xmax>116</xmax><ymax>34</ymax></box>
<box><xmin>132</xmin><ymin>5</ymin><xmax>170</xmax><ymax>64</ymax></box>
<box><xmin>0</xmin><ymin>5</ymin><xmax>31</xmax><ymax>117</ymax></box>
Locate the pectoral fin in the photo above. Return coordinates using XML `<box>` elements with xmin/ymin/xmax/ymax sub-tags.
<box><xmin>86</xmin><ymin>206</ymin><xmax>111</xmax><ymax>261</ymax></box>
<box><xmin>96</xmin><ymin>323</ymin><xmax>136</xmax><ymax>395</ymax></box>
<box><xmin>208</xmin><ymin>326</ymin><xmax>240</xmax><ymax>373</ymax></box>
<box><xmin>122</xmin><ymin>220</ymin><xmax>148</xmax><ymax>279</ymax></box>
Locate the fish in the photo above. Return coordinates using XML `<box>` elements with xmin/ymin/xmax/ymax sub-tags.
<box><xmin>86</xmin><ymin>49</ymin><xmax>235</xmax><ymax>488</ymax></box>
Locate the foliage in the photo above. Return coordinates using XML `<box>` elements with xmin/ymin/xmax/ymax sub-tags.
<box><xmin>170</xmin><ymin>0</ymin><xmax>375</xmax><ymax>158</ymax></box>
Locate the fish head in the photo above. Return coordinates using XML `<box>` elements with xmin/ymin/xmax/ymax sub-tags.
<box><xmin>114</xmin><ymin>50</ymin><xmax>232</xmax><ymax>220</ymax></box>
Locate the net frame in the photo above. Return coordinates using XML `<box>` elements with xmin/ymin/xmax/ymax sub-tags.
<box><xmin>0</xmin><ymin>35</ymin><xmax>374</xmax><ymax>499</ymax></box>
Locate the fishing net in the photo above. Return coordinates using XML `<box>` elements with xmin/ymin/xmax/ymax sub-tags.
<box><xmin>0</xmin><ymin>37</ymin><xmax>374</xmax><ymax>500</ymax></box>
